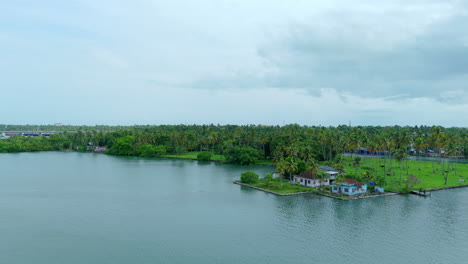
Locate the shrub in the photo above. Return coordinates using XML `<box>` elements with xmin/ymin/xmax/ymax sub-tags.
<box><xmin>402</xmin><ymin>175</ymin><xmax>421</xmax><ymax>192</ymax></box>
<box><xmin>240</xmin><ymin>171</ymin><xmax>259</xmax><ymax>184</ymax></box>
<box><xmin>264</xmin><ymin>173</ymin><xmax>273</xmax><ymax>182</ymax></box>
<box><xmin>224</xmin><ymin>146</ymin><xmax>262</xmax><ymax>165</ymax></box>
<box><xmin>107</xmin><ymin>136</ymin><xmax>137</xmax><ymax>156</ymax></box>
<box><xmin>197</xmin><ymin>152</ymin><xmax>212</xmax><ymax>161</ymax></box>
<box><xmin>137</xmin><ymin>144</ymin><xmax>166</xmax><ymax>157</ymax></box>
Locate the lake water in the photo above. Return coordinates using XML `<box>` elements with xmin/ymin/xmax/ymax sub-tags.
<box><xmin>1</xmin><ymin>152</ymin><xmax>467</xmax><ymax>264</ymax></box>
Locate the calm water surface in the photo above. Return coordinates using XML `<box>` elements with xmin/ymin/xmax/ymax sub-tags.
<box><xmin>0</xmin><ymin>152</ymin><xmax>467</xmax><ymax>264</ymax></box>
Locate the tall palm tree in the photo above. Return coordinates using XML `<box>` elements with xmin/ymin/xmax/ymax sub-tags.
<box><xmin>394</xmin><ymin>148</ymin><xmax>409</xmax><ymax>185</ymax></box>
<box><xmin>352</xmin><ymin>156</ymin><xmax>362</xmax><ymax>179</ymax></box>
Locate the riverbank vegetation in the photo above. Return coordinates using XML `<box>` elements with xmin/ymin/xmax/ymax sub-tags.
<box><xmin>238</xmin><ymin>171</ymin><xmax>315</xmax><ymax>194</ymax></box>
<box><xmin>2</xmin><ymin>124</ymin><xmax>468</xmax><ymax>191</ymax></box>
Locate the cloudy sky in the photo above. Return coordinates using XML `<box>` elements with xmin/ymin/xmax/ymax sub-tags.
<box><xmin>1</xmin><ymin>0</ymin><xmax>468</xmax><ymax>126</ymax></box>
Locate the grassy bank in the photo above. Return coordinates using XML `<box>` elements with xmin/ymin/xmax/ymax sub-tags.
<box><xmin>161</xmin><ymin>151</ymin><xmax>274</xmax><ymax>165</ymax></box>
<box><xmin>167</xmin><ymin>152</ymin><xmax>468</xmax><ymax>192</ymax></box>
<box><xmin>239</xmin><ymin>178</ymin><xmax>315</xmax><ymax>194</ymax></box>
<box><xmin>236</xmin><ymin>178</ymin><xmax>398</xmax><ymax>199</ymax></box>
<box><xmin>162</xmin><ymin>151</ymin><xmax>226</xmax><ymax>161</ymax></box>
<box><xmin>340</xmin><ymin>156</ymin><xmax>468</xmax><ymax>192</ymax></box>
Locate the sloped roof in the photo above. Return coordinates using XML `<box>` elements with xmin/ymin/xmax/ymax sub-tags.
<box><xmin>296</xmin><ymin>171</ymin><xmax>319</xmax><ymax>180</ymax></box>
<box><xmin>319</xmin><ymin>166</ymin><xmax>338</xmax><ymax>172</ymax></box>
<box><xmin>341</xmin><ymin>178</ymin><xmax>364</xmax><ymax>187</ymax></box>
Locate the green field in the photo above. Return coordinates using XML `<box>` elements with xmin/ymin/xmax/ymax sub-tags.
<box><xmin>164</xmin><ymin>152</ymin><xmax>468</xmax><ymax>193</ymax></box>
<box><xmin>340</xmin><ymin>156</ymin><xmax>468</xmax><ymax>192</ymax></box>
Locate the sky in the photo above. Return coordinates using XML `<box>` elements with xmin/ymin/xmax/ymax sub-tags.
<box><xmin>1</xmin><ymin>0</ymin><xmax>468</xmax><ymax>126</ymax></box>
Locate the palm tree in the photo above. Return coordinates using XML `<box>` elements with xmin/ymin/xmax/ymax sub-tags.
<box><xmin>394</xmin><ymin>148</ymin><xmax>409</xmax><ymax>185</ymax></box>
<box><xmin>306</xmin><ymin>158</ymin><xmax>319</xmax><ymax>175</ymax></box>
<box><xmin>414</xmin><ymin>137</ymin><xmax>426</xmax><ymax>170</ymax></box>
<box><xmin>352</xmin><ymin>156</ymin><xmax>362</xmax><ymax>179</ymax></box>
<box><xmin>283</xmin><ymin>157</ymin><xmax>298</xmax><ymax>181</ymax></box>
<box><xmin>275</xmin><ymin>159</ymin><xmax>288</xmax><ymax>187</ymax></box>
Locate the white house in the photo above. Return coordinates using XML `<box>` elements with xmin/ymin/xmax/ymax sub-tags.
<box><xmin>293</xmin><ymin>166</ymin><xmax>340</xmax><ymax>187</ymax></box>
<box><xmin>293</xmin><ymin>171</ymin><xmax>330</xmax><ymax>187</ymax></box>
<box><xmin>318</xmin><ymin>166</ymin><xmax>339</xmax><ymax>185</ymax></box>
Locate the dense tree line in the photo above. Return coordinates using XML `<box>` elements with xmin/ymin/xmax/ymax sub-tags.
<box><xmin>2</xmin><ymin>124</ymin><xmax>466</xmax><ymax>190</ymax></box>
<box><xmin>1</xmin><ymin>124</ymin><xmax>467</xmax><ymax>166</ymax></box>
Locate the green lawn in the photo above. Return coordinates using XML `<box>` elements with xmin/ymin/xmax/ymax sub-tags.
<box><xmin>164</xmin><ymin>152</ymin><xmax>468</xmax><ymax>193</ymax></box>
<box><xmin>162</xmin><ymin>151</ymin><xmax>226</xmax><ymax>161</ymax></box>
<box><xmin>340</xmin><ymin>156</ymin><xmax>468</xmax><ymax>192</ymax></box>
<box><xmin>245</xmin><ymin>178</ymin><xmax>315</xmax><ymax>194</ymax></box>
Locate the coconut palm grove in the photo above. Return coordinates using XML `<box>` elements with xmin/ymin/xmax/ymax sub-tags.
<box><xmin>1</xmin><ymin>124</ymin><xmax>467</xmax><ymax>192</ymax></box>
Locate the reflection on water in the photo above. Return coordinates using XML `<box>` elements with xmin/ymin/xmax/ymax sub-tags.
<box><xmin>0</xmin><ymin>152</ymin><xmax>467</xmax><ymax>264</ymax></box>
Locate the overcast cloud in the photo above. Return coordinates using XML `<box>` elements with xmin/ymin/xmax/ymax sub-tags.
<box><xmin>1</xmin><ymin>0</ymin><xmax>467</xmax><ymax>126</ymax></box>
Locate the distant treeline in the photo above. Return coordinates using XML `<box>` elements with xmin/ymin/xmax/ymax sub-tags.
<box><xmin>0</xmin><ymin>124</ymin><xmax>467</xmax><ymax>165</ymax></box>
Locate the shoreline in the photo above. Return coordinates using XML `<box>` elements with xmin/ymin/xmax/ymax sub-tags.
<box><xmin>314</xmin><ymin>189</ymin><xmax>400</xmax><ymax>200</ymax></box>
<box><xmin>233</xmin><ymin>181</ymin><xmax>316</xmax><ymax>196</ymax></box>
<box><xmin>159</xmin><ymin>155</ymin><xmax>275</xmax><ymax>166</ymax></box>
<box><xmin>234</xmin><ymin>181</ymin><xmax>400</xmax><ymax>200</ymax></box>
<box><xmin>234</xmin><ymin>181</ymin><xmax>468</xmax><ymax>200</ymax></box>
<box><xmin>424</xmin><ymin>184</ymin><xmax>468</xmax><ymax>192</ymax></box>
<box><xmin>5</xmin><ymin>151</ymin><xmax>468</xmax><ymax>192</ymax></box>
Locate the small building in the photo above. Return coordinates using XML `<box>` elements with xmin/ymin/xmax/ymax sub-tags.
<box><xmin>272</xmin><ymin>172</ymin><xmax>281</xmax><ymax>178</ymax></box>
<box><xmin>332</xmin><ymin>178</ymin><xmax>367</xmax><ymax>195</ymax></box>
<box><xmin>293</xmin><ymin>171</ymin><xmax>330</xmax><ymax>187</ymax></box>
<box><xmin>318</xmin><ymin>166</ymin><xmax>339</xmax><ymax>184</ymax></box>
<box><xmin>374</xmin><ymin>186</ymin><xmax>384</xmax><ymax>193</ymax></box>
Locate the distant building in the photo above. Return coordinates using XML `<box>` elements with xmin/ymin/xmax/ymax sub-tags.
<box><xmin>332</xmin><ymin>178</ymin><xmax>367</xmax><ymax>195</ymax></box>
<box><xmin>0</xmin><ymin>133</ymin><xmax>9</xmax><ymax>140</ymax></box>
<box><xmin>87</xmin><ymin>146</ymin><xmax>107</xmax><ymax>152</ymax></box>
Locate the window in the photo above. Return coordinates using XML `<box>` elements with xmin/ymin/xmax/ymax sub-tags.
<box><xmin>300</xmin><ymin>179</ymin><xmax>303</xmax><ymax>183</ymax></box>
<box><xmin>344</xmin><ymin>188</ymin><xmax>349</xmax><ymax>192</ymax></box>
<box><xmin>308</xmin><ymin>180</ymin><xmax>311</xmax><ymax>184</ymax></box>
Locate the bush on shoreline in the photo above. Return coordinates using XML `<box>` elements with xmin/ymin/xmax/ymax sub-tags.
<box><xmin>240</xmin><ymin>171</ymin><xmax>259</xmax><ymax>184</ymax></box>
<box><xmin>197</xmin><ymin>152</ymin><xmax>213</xmax><ymax>161</ymax></box>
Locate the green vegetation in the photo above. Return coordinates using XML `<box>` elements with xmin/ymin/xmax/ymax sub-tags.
<box><xmin>105</xmin><ymin>135</ymin><xmax>136</xmax><ymax>156</ymax></box>
<box><xmin>224</xmin><ymin>146</ymin><xmax>262</xmax><ymax>165</ymax></box>
<box><xmin>2</xmin><ymin>124</ymin><xmax>468</xmax><ymax>192</ymax></box>
<box><xmin>162</xmin><ymin>151</ymin><xmax>225</xmax><ymax>161</ymax></box>
<box><xmin>0</xmin><ymin>136</ymin><xmax>55</xmax><ymax>152</ymax></box>
<box><xmin>340</xmin><ymin>156</ymin><xmax>468</xmax><ymax>192</ymax></box>
<box><xmin>105</xmin><ymin>136</ymin><xmax>166</xmax><ymax>157</ymax></box>
<box><xmin>197</xmin><ymin>152</ymin><xmax>213</xmax><ymax>161</ymax></box>
<box><xmin>241</xmin><ymin>177</ymin><xmax>316</xmax><ymax>194</ymax></box>
<box><xmin>137</xmin><ymin>144</ymin><xmax>166</xmax><ymax>157</ymax></box>
<box><xmin>240</xmin><ymin>171</ymin><xmax>259</xmax><ymax>184</ymax></box>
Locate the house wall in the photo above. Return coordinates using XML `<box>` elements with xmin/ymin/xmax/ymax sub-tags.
<box><xmin>325</xmin><ymin>172</ymin><xmax>338</xmax><ymax>180</ymax></box>
<box><xmin>331</xmin><ymin>184</ymin><xmax>367</xmax><ymax>195</ymax></box>
<box><xmin>294</xmin><ymin>176</ymin><xmax>330</xmax><ymax>187</ymax></box>
<box><xmin>374</xmin><ymin>186</ymin><xmax>384</xmax><ymax>193</ymax></box>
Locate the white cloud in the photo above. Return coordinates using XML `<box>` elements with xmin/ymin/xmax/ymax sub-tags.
<box><xmin>2</xmin><ymin>0</ymin><xmax>468</xmax><ymax>125</ymax></box>
<box><xmin>2</xmin><ymin>84</ymin><xmax>466</xmax><ymax>126</ymax></box>
<box><xmin>92</xmin><ymin>48</ymin><xmax>129</xmax><ymax>70</ymax></box>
